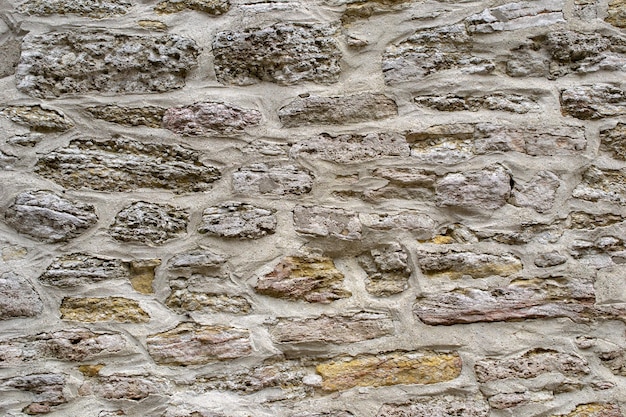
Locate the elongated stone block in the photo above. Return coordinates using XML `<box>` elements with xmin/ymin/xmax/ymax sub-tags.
<box><xmin>233</xmin><ymin>163</ymin><xmax>313</xmax><ymax>196</ymax></box>
<box><xmin>376</xmin><ymin>396</ymin><xmax>489</xmax><ymax>417</ymax></box>
<box><xmin>561</xmin><ymin>84</ymin><xmax>626</xmax><ymax>119</ymax></box>
<box><xmin>60</xmin><ymin>297</ymin><xmax>150</xmax><ymax>323</ymax></box>
<box><xmin>294</xmin><ymin>206</ymin><xmax>361</xmax><ymax>241</ymax></box>
<box><xmin>163</xmin><ymin>102</ymin><xmax>261</xmax><ymax>135</ymax></box>
<box><xmin>110</xmin><ymin>202</ymin><xmax>188</xmax><ymax>245</ymax></box>
<box><xmin>17</xmin><ymin>0</ymin><xmax>132</xmax><ymax>17</ymax></box>
<box><xmin>199</xmin><ymin>202</ymin><xmax>276</xmax><ymax>239</ymax></box>
<box><xmin>435</xmin><ymin>165</ymin><xmax>512</xmax><ymax>210</ymax></box>
<box><xmin>416</xmin><ymin>250</ymin><xmax>522</xmax><ymax>279</ymax></box>
<box><xmin>0</xmin><ymin>105</ymin><xmax>74</xmax><ymax>132</ymax></box>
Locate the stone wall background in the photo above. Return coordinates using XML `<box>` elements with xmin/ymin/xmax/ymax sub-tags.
<box><xmin>1</xmin><ymin>0</ymin><xmax>626</xmax><ymax>415</ymax></box>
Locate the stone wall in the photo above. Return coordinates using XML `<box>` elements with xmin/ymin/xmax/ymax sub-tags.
<box><xmin>0</xmin><ymin>0</ymin><xmax>625</xmax><ymax>415</ymax></box>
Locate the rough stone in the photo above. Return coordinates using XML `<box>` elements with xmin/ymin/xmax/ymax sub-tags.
<box><xmin>213</xmin><ymin>23</ymin><xmax>341</xmax><ymax>86</ymax></box>
<box><xmin>561</xmin><ymin>84</ymin><xmax>626</xmax><ymax>120</ymax></box>
<box><xmin>166</xmin><ymin>287</ymin><xmax>251</xmax><ymax>315</ymax></box>
<box><xmin>350</xmin><ymin>167</ymin><xmax>436</xmax><ymax>201</ymax></box>
<box><xmin>316</xmin><ymin>350</ymin><xmax>462</xmax><ymax>391</ymax></box>
<box><xmin>416</xmin><ymin>250</ymin><xmax>522</xmax><ymax>279</ymax></box>
<box><xmin>5</xmin><ymin>190</ymin><xmax>98</xmax><ymax>243</ymax></box>
<box><xmin>0</xmin><ymin>39</ymin><xmax>21</xmax><ymax>79</ymax></box>
<box><xmin>404</xmin><ymin>124</ymin><xmax>475</xmax><ymax>164</ymax></box>
<box><xmin>569</xmin><ymin>236</ymin><xmax>625</xmax><ymax>267</ymax></box>
<box><xmin>39</xmin><ymin>253</ymin><xmax>128</xmax><ymax>287</ymax></box>
<box><xmin>293</xmin><ymin>206</ymin><xmax>362</xmax><ymax>240</ymax></box>
<box><xmin>162</xmin><ymin>102</ymin><xmax>262</xmax><ymax>135</ymax></box>
<box><xmin>534</xmin><ymin>251</ymin><xmax>568</xmax><ymax>267</ymax></box>
<box><xmin>551</xmin><ymin>403</ymin><xmax>623</xmax><ymax>417</ymax></box>
<box><xmin>1</xmin><ymin>373</ymin><xmax>66</xmax><ymax>414</ymax></box>
<box><xmin>109</xmin><ymin>202</ymin><xmax>189</xmax><ymax>245</ymax></box>
<box><xmin>79</xmin><ymin>374</ymin><xmax>169</xmax><ymax>400</ymax></box>
<box><xmin>359</xmin><ymin>211</ymin><xmax>435</xmax><ymax>239</ymax></box>
<box><xmin>415</xmin><ymin>93</ymin><xmax>539</xmax><ymax>113</ymax></box>
<box><xmin>0</xmin><ymin>105</ymin><xmax>74</xmax><ymax>132</ymax></box>
<box><xmin>358</xmin><ymin>243</ymin><xmax>411</xmax><ymax>296</ymax></box>
<box><xmin>168</xmin><ymin>249</ymin><xmax>227</xmax><ymax>270</ymax></box>
<box><xmin>129</xmin><ymin>259</ymin><xmax>160</xmax><ymax>294</ymax></box>
<box><xmin>138</xmin><ymin>20</ymin><xmax>168</xmax><ymax>30</ymax></box>
<box><xmin>293</xmin><ymin>412</ymin><xmax>354</xmax><ymax>417</ymax></box>
<box><xmin>465</xmin><ymin>0</ymin><xmax>564</xmax><ymax>33</ymax></box>
<box><xmin>0</xmin><ymin>272</ymin><xmax>43</xmax><ymax>320</ymax></box>
<box><xmin>510</xmin><ymin>171</ymin><xmax>560</xmax><ymax>213</ymax></box>
<box><xmin>572</xmin><ymin>166</ymin><xmax>626</xmax><ymax>205</ymax></box>
<box><xmin>566</xmin><ymin>212</ymin><xmax>626</xmax><ymax>230</ymax></box>
<box><xmin>86</xmin><ymin>105</ymin><xmax>166</xmax><ymax>128</ymax></box>
<box><xmin>278</xmin><ymin>93</ymin><xmax>397</xmax><ymax>127</ymax></box>
<box><xmin>155</xmin><ymin>0</ymin><xmax>229</xmax><ymax>14</ymax></box>
<box><xmin>376</xmin><ymin>396</ymin><xmax>489</xmax><ymax>417</ymax></box>
<box><xmin>269</xmin><ymin>311</ymin><xmax>394</xmax><ymax>344</ymax></box>
<box><xmin>17</xmin><ymin>31</ymin><xmax>200</xmax><ymax>98</ymax></box>
<box><xmin>435</xmin><ymin>165</ymin><xmax>512</xmax><ymax>210</ymax></box>
<box><xmin>17</xmin><ymin>0</ymin><xmax>131</xmax><ymax>18</ymax></box>
<box><xmin>255</xmin><ymin>256</ymin><xmax>351</xmax><ymax>303</ymax></box>
<box><xmin>600</xmin><ymin>123</ymin><xmax>626</xmax><ymax>160</ymax></box>
<box><xmin>488</xmin><ymin>393</ymin><xmax>530</xmax><ymax>409</ymax></box>
<box><xmin>233</xmin><ymin>163</ymin><xmax>313</xmax><ymax>196</ymax></box>
<box><xmin>607</xmin><ymin>0</ymin><xmax>626</xmax><ymax>27</ymax></box>
<box><xmin>598</xmin><ymin>350</ymin><xmax>626</xmax><ymax>376</ymax></box>
<box><xmin>146</xmin><ymin>322</ymin><xmax>252</xmax><ymax>365</ymax></box>
<box><xmin>7</xmin><ymin>133</ymin><xmax>44</xmax><ymax>147</ymax></box>
<box><xmin>60</xmin><ymin>297</ymin><xmax>150</xmax><ymax>322</ymax></box>
<box><xmin>198</xmin><ymin>202</ymin><xmax>277</xmax><ymax>239</ymax></box>
<box><xmin>36</xmin><ymin>138</ymin><xmax>221</xmax><ymax>193</ymax></box>
<box><xmin>341</xmin><ymin>0</ymin><xmax>412</xmax><ymax>25</ymax></box>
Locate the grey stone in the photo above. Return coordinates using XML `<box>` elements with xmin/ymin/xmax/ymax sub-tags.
<box><xmin>39</xmin><ymin>253</ymin><xmax>128</xmax><ymax>287</ymax></box>
<box><xmin>292</xmin><ymin>412</ymin><xmax>354</xmax><ymax>417</ymax></box>
<box><xmin>5</xmin><ymin>190</ymin><xmax>98</xmax><ymax>243</ymax></box>
<box><xmin>294</xmin><ymin>205</ymin><xmax>361</xmax><ymax>240</ymax></box>
<box><xmin>154</xmin><ymin>0</ymin><xmax>229</xmax><ymax>14</ymax></box>
<box><xmin>17</xmin><ymin>0</ymin><xmax>132</xmax><ymax>17</ymax></box>
<box><xmin>487</xmin><ymin>393</ymin><xmax>530</xmax><ymax>409</ymax></box>
<box><xmin>0</xmin><ymin>38</ymin><xmax>21</xmax><ymax>78</ymax></box>
<box><xmin>358</xmin><ymin>243</ymin><xmax>411</xmax><ymax>296</ymax></box>
<box><xmin>376</xmin><ymin>396</ymin><xmax>489</xmax><ymax>417</ymax></box>
<box><xmin>213</xmin><ymin>23</ymin><xmax>341</xmax><ymax>85</ymax></box>
<box><xmin>534</xmin><ymin>251</ymin><xmax>568</xmax><ymax>267</ymax></box>
<box><xmin>79</xmin><ymin>374</ymin><xmax>169</xmax><ymax>400</ymax></box>
<box><xmin>416</xmin><ymin>250</ymin><xmax>522</xmax><ymax>279</ymax></box>
<box><xmin>110</xmin><ymin>201</ymin><xmax>188</xmax><ymax>245</ymax></box>
<box><xmin>600</xmin><ymin>123</ymin><xmax>626</xmax><ymax>160</ymax></box>
<box><xmin>233</xmin><ymin>163</ymin><xmax>313</xmax><ymax>196</ymax></box>
<box><xmin>415</xmin><ymin>93</ymin><xmax>539</xmax><ymax>113</ymax></box>
<box><xmin>510</xmin><ymin>171</ymin><xmax>560</xmax><ymax>213</ymax></box>
<box><xmin>6</xmin><ymin>133</ymin><xmax>44</xmax><ymax>147</ymax></box>
<box><xmin>573</xmin><ymin>166</ymin><xmax>626</xmax><ymax>205</ymax></box>
<box><xmin>506</xmin><ymin>53</ymin><xmax>549</xmax><ymax>77</ymax></box>
<box><xmin>199</xmin><ymin>202</ymin><xmax>276</xmax><ymax>239</ymax></box>
<box><xmin>85</xmin><ymin>105</ymin><xmax>166</xmax><ymax>128</ymax></box>
<box><xmin>17</xmin><ymin>30</ymin><xmax>199</xmax><ymax>98</ymax></box>
<box><xmin>598</xmin><ymin>350</ymin><xmax>626</xmax><ymax>376</ymax></box>
<box><xmin>1</xmin><ymin>373</ymin><xmax>66</xmax><ymax>414</ymax></box>
<box><xmin>567</xmin><ymin>211</ymin><xmax>626</xmax><ymax>230</ymax></box>
<box><xmin>163</xmin><ymin>102</ymin><xmax>262</xmax><ymax>135</ymax></box>
<box><xmin>168</xmin><ymin>249</ymin><xmax>227</xmax><ymax>270</ymax></box>
<box><xmin>0</xmin><ymin>105</ymin><xmax>74</xmax><ymax>132</ymax></box>
<box><xmin>561</xmin><ymin>84</ymin><xmax>626</xmax><ymax>119</ymax></box>
<box><xmin>435</xmin><ymin>165</ymin><xmax>512</xmax><ymax>210</ymax></box>
<box><xmin>166</xmin><ymin>287</ymin><xmax>251</xmax><ymax>315</ymax></box>
<box><xmin>356</xmin><ymin>167</ymin><xmax>436</xmax><ymax>201</ymax></box>
<box><xmin>465</xmin><ymin>0</ymin><xmax>564</xmax><ymax>33</ymax></box>
<box><xmin>360</xmin><ymin>211</ymin><xmax>435</xmax><ymax>239</ymax></box>
<box><xmin>0</xmin><ymin>272</ymin><xmax>42</xmax><ymax>319</ymax></box>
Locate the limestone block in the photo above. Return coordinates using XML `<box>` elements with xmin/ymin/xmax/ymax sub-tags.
<box><xmin>0</xmin><ymin>105</ymin><xmax>74</xmax><ymax>132</ymax></box>
<box><xmin>293</xmin><ymin>206</ymin><xmax>362</xmax><ymax>241</ymax></box>
<box><xmin>163</xmin><ymin>102</ymin><xmax>261</xmax><ymax>135</ymax></box>
<box><xmin>198</xmin><ymin>202</ymin><xmax>276</xmax><ymax>239</ymax></box>
<box><xmin>233</xmin><ymin>163</ymin><xmax>313</xmax><ymax>196</ymax></box>
<box><xmin>109</xmin><ymin>202</ymin><xmax>188</xmax><ymax>245</ymax></box>
<box><xmin>60</xmin><ymin>297</ymin><xmax>150</xmax><ymax>323</ymax></box>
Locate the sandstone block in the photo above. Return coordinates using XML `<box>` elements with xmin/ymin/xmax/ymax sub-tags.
<box><xmin>552</xmin><ymin>403</ymin><xmax>623</xmax><ymax>417</ymax></box>
<box><xmin>278</xmin><ymin>93</ymin><xmax>397</xmax><ymax>127</ymax></box>
<box><xmin>465</xmin><ymin>0</ymin><xmax>563</xmax><ymax>33</ymax></box>
<box><xmin>79</xmin><ymin>374</ymin><xmax>169</xmax><ymax>400</ymax></box>
<box><xmin>213</xmin><ymin>23</ymin><xmax>341</xmax><ymax>85</ymax></box>
<box><xmin>510</xmin><ymin>171</ymin><xmax>560</xmax><ymax>213</ymax></box>
<box><xmin>415</xmin><ymin>93</ymin><xmax>539</xmax><ymax>113</ymax></box>
<box><xmin>155</xmin><ymin>0</ymin><xmax>229</xmax><ymax>14</ymax></box>
<box><xmin>86</xmin><ymin>105</ymin><xmax>166</xmax><ymax>128</ymax></box>
<box><xmin>435</xmin><ymin>165</ymin><xmax>512</xmax><ymax>210</ymax></box>
<box><xmin>60</xmin><ymin>297</ymin><xmax>150</xmax><ymax>322</ymax></box>
<box><xmin>255</xmin><ymin>256</ymin><xmax>351</xmax><ymax>303</ymax></box>
<box><xmin>1</xmin><ymin>105</ymin><xmax>74</xmax><ymax>132</ymax></box>
<box><xmin>607</xmin><ymin>0</ymin><xmax>626</xmax><ymax>27</ymax></box>
<box><xmin>17</xmin><ymin>31</ymin><xmax>199</xmax><ymax>97</ymax></box>
<box><xmin>17</xmin><ymin>0</ymin><xmax>131</xmax><ymax>17</ymax></box>
<box><xmin>146</xmin><ymin>322</ymin><xmax>252</xmax><ymax>365</ymax></box>
<box><xmin>5</xmin><ymin>190</ymin><xmax>98</xmax><ymax>243</ymax></box>
<box><xmin>359</xmin><ymin>211</ymin><xmax>435</xmax><ymax>239</ymax></box>
<box><xmin>573</xmin><ymin>166</ymin><xmax>626</xmax><ymax>205</ymax></box>
<box><xmin>36</xmin><ymin>138</ymin><xmax>221</xmax><ymax>193</ymax></box>
<box><xmin>110</xmin><ymin>202</ymin><xmax>188</xmax><ymax>245</ymax></box>
<box><xmin>199</xmin><ymin>202</ymin><xmax>276</xmax><ymax>239</ymax></box>
<box><xmin>561</xmin><ymin>84</ymin><xmax>626</xmax><ymax>119</ymax></box>
<box><xmin>0</xmin><ymin>272</ymin><xmax>42</xmax><ymax>320</ymax></box>
<box><xmin>358</xmin><ymin>243</ymin><xmax>411</xmax><ymax>296</ymax></box>
<box><xmin>416</xmin><ymin>250</ymin><xmax>522</xmax><ymax>279</ymax></box>
<box><xmin>1</xmin><ymin>373</ymin><xmax>66</xmax><ymax>414</ymax></box>
<box><xmin>163</xmin><ymin>102</ymin><xmax>261</xmax><ymax>135</ymax></box>
<box><xmin>376</xmin><ymin>396</ymin><xmax>489</xmax><ymax>417</ymax></box>
<box><xmin>407</xmin><ymin>124</ymin><xmax>475</xmax><ymax>164</ymax></box>
<box><xmin>293</xmin><ymin>206</ymin><xmax>361</xmax><ymax>240</ymax></box>
<box><xmin>600</xmin><ymin>123</ymin><xmax>626</xmax><ymax>160</ymax></box>
<box><xmin>233</xmin><ymin>163</ymin><xmax>313</xmax><ymax>196</ymax></box>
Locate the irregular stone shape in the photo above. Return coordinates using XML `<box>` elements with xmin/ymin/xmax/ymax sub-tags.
<box><xmin>600</xmin><ymin>123</ymin><xmax>626</xmax><ymax>160</ymax></box>
<box><xmin>60</xmin><ymin>297</ymin><xmax>150</xmax><ymax>323</ymax></box>
<box><xmin>488</xmin><ymin>393</ymin><xmax>530</xmax><ymax>410</ymax></box>
<box><xmin>417</xmin><ymin>250</ymin><xmax>522</xmax><ymax>279</ymax></box>
<box><xmin>129</xmin><ymin>259</ymin><xmax>160</xmax><ymax>294</ymax></box>
<box><xmin>163</xmin><ymin>102</ymin><xmax>261</xmax><ymax>135</ymax></box>
<box><xmin>168</xmin><ymin>249</ymin><xmax>227</xmax><ymax>270</ymax></box>
<box><xmin>406</xmin><ymin>123</ymin><xmax>476</xmax><ymax>164</ymax></box>
<box><xmin>607</xmin><ymin>0</ymin><xmax>626</xmax><ymax>27</ymax></box>
<box><xmin>146</xmin><ymin>322</ymin><xmax>252</xmax><ymax>365</ymax></box>
<box><xmin>340</xmin><ymin>168</ymin><xmax>436</xmax><ymax>201</ymax></box>
<box><xmin>534</xmin><ymin>251</ymin><xmax>567</xmax><ymax>267</ymax></box>
<box><xmin>255</xmin><ymin>256</ymin><xmax>351</xmax><ymax>303</ymax></box>
<box><xmin>567</xmin><ymin>212</ymin><xmax>626</xmax><ymax>230</ymax></box>
<box><xmin>573</xmin><ymin>166</ymin><xmax>626</xmax><ymax>205</ymax></box>
<box><xmin>17</xmin><ymin>0</ymin><xmax>131</xmax><ymax>17</ymax></box>
<box><xmin>5</xmin><ymin>190</ymin><xmax>98</xmax><ymax>243</ymax></box>
<box><xmin>36</xmin><ymin>138</ymin><xmax>221</xmax><ymax>193</ymax></box>
<box><xmin>475</xmin><ymin>349</ymin><xmax>589</xmax><ymax>382</ymax></box>
<box><xmin>568</xmin><ymin>236</ymin><xmax>625</xmax><ymax>267</ymax></box>
<box><xmin>155</xmin><ymin>0</ymin><xmax>229</xmax><ymax>14</ymax></box>
<box><xmin>598</xmin><ymin>350</ymin><xmax>626</xmax><ymax>376</ymax></box>
<box><xmin>376</xmin><ymin>396</ymin><xmax>489</xmax><ymax>417</ymax></box>
<box><xmin>40</xmin><ymin>253</ymin><xmax>128</xmax><ymax>287</ymax></box>
<box><xmin>0</xmin><ymin>328</ymin><xmax>126</xmax><ymax>365</ymax></box>
<box><xmin>17</xmin><ymin>31</ymin><xmax>199</xmax><ymax>98</ymax></box>
<box><xmin>0</xmin><ymin>38</ymin><xmax>21</xmax><ymax>78</ymax></box>
<box><xmin>432</xmin><ymin>221</ymin><xmax>563</xmax><ymax>246</ymax></box>
<box><xmin>86</xmin><ymin>105</ymin><xmax>166</xmax><ymax>128</ymax></box>
<box><xmin>435</xmin><ymin>165</ymin><xmax>511</xmax><ymax>210</ymax></box>
<box><xmin>360</xmin><ymin>211</ymin><xmax>435</xmax><ymax>239</ymax></box>
<box><xmin>358</xmin><ymin>243</ymin><xmax>411</xmax><ymax>296</ymax></box>
<box><xmin>465</xmin><ymin>0</ymin><xmax>564</xmax><ymax>33</ymax></box>
<box><xmin>198</xmin><ymin>202</ymin><xmax>276</xmax><ymax>239</ymax></box>
<box><xmin>382</xmin><ymin>24</ymin><xmax>494</xmax><ymax>84</ymax></box>
<box><xmin>7</xmin><ymin>133</ymin><xmax>44</xmax><ymax>147</ymax></box>
<box><xmin>270</xmin><ymin>311</ymin><xmax>394</xmax><ymax>344</ymax></box>
<box><xmin>166</xmin><ymin>288</ymin><xmax>251</xmax><ymax>315</ymax></box>
<box><xmin>79</xmin><ymin>374</ymin><xmax>169</xmax><ymax>400</ymax></box>
<box><xmin>213</xmin><ymin>23</ymin><xmax>341</xmax><ymax>85</ymax></box>
<box><xmin>233</xmin><ymin>163</ymin><xmax>313</xmax><ymax>196</ymax></box>
<box><xmin>510</xmin><ymin>171</ymin><xmax>560</xmax><ymax>213</ymax></box>
<box><xmin>1</xmin><ymin>373</ymin><xmax>66</xmax><ymax>414</ymax></box>
<box><xmin>293</xmin><ymin>206</ymin><xmax>361</xmax><ymax>240</ymax></box>
<box><xmin>0</xmin><ymin>150</ymin><xmax>18</xmax><ymax>168</ymax></box>
<box><xmin>0</xmin><ymin>105</ymin><xmax>74</xmax><ymax>132</ymax></box>
<box><xmin>415</xmin><ymin>93</ymin><xmax>539</xmax><ymax>113</ymax></box>
<box><xmin>316</xmin><ymin>350</ymin><xmax>462</xmax><ymax>391</ymax></box>
<box><xmin>0</xmin><ymin>272</ymin><xmax>43</xmax><ymax>319</ymax></box>
<box><xmin>110</xmin><ymin>202</ymin><xmax>189</xmax><ymax>245</ymax></box>
<box><xmin>561</xmin><ymin>84</ymin><xmax>626</xmax><ymax>120</ymax></box>
<box><xmin>551</xmin><ymin>403</ymin><xmax>622</xmax><ymax>417</ymax></box>
<box><xmin>279</xmin><ymin>93</ymin><xmax>397</xmax><ymax>127</ymax></box>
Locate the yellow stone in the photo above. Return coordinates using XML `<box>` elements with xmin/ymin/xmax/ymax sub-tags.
<box><xmin>79</xmin><ymin>364</ymin><xmax>105</xmax><ymax>377</ymax></box>
<box><xmin>1</xmin><ymin>245</ymin><xmax>28</xmax><ymax>261</ymax></box>
<box><xmin>607</xmin><ymin>0</ymin><xmax>626</xmax><ymax>28</ymax></box>
<box><xmin>138</xmin><ymin>20</ymin><xmax>168</xmax><ymax>31</ymax></box>
<box><xmin>60</xmin><ymin>297</ymin><xmax>150</xmax><ymax>323</ymax></box>
<box><xmin>551</xmin><ymin>403</ymin><xmax>622</xmax><ymax>417</ymax></box>
<box><xmin>129</xmin><ymin>259</ymin><xmax>161</xmax><ymax>294</ymax></box>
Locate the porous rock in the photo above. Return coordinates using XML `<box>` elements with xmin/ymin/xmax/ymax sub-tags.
<box><xmin>0</xmin><ymin>272</ymin><xmax>43</xmax><ymax>319</ymax></box>
<box><xmin>600</xmin><ymin>123</ymin><xmax>626</xmax><ymax>160</ymax></box>
<box><xmin>435</xmin><ymin>165</ymin><xmax>512</xmax><ymax>210</ymax></box>
<box><xmin>109</xmin><ymin>202</ymin><xmax>189</xmax><ymax>245</ymax></box>
<box><xmin>0</xmin><ymin>105</ymin><xmax>74</xmax><ymax>131</ymax></box>
<box><xmin>79</xmin><ymin>374</ymin><xmax>169</xmax><ymax>400</ymax></box>
<box><xmin>39</xmin><ymin>253</ymin><xmax>128</xmax><ymax>287</ymax></box>
<box><xmin>572</xmin><ymin>166</ymin><xmax>626</xmax><ymax>205</ymax></box>
<box><xmin>1</xmin><ymin>373</ymin><xmax>66</xmax><ymax>414</ymax></box>
<box><xmin>561</xmin><ymin>84</ymin><xmax>626</xmax><ymax>119</ymax></box>
<box><xmin>510</xmin><ymin>171</ymin><xmax>561</xmax><ymax>213</ymax></box>
<box><xmin>163</xmin><ymin>102</ymin><xmax>261</xmax><ymax>135</ymax></box>
<box><xmin>376</xmin><ymin>396</ymin><xmax>489</xmax><ymax>417</ymax></box>
<box><xmin>607</xmin><ymin>0</ymin><xmax>626</xmax><ymax>27</ymax></box>
<box><xmin>155</xmin><ymin>0</ymin><xmax>230</xmax><ymax>14</ymax></box>
<box><xmin>166</xmin><ymin>287</ymin><xmax>251</xmax><ymax>315</ymax></box>
<box><xmin>233</xmin><ymin>163</ymin><xmax>313</xmax><ymax>196</ymax></box>
<box><xmin>198</xmin><ymin>202</ymin><xmax>276</xmax><ymax>239</ymax></box>
<box><xmin>416</xmin><ymin>250</ymin><xmax>522</xmax><ymax>279</ymax></box>
<box><xmin>552</xmin><ymin>403</ymin><xmax>622</xmax><ymax>417</ymax></box>
<box><xmin>465</xmin><ymin>0</ymin><xmax>564</xmax><ymax>33</ymax></box>
<box><xmin>359</xmin><ymin>211</ymin><xmax>435</xmax><ymax>239</ymax></box>
<box><xmin>358</xmin><ymin>243</ymin><xmax>412</xmax><ymax>296</ymax></box>
<box><xmin>60</xmin><ymin>297</ymin><xmax>150</xmax><ymax>323</ymax></box>
<box><xmin>86</xmin><ymin>105</ymin><xmax>166</xmax><ymax>128</ymax></box>
<box><xmin>17</xmin><ymin>0</ymin><xmax>132</xmax><ymax>18</ymax></box>
<box><xmin>415</xmin><ymin>93</ymin><xmax>539</xmax><ymax>113</ymax></box>
<box><xmin>293</xmin><ymin>205</ymin><xmax>361</xmax><ymax>240</ymax></box>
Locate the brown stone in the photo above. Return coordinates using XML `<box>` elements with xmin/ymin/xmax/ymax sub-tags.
<box><xmin>600</xmin><ymin>123</ymin><xmax>626</xmax><ymax>160</ymax></box>
<box><xmin>0</xmin><ymin>272</ymin><xmax>43</xmax><ymax>320</ymax></box>
<box><xmin>86</xmin><ymin>105</ymin><xmax>166</xmax><ymax>128</ymax></box>
<box><xmin>110</xmin><ymin>202</ymin><xmax>189</xmax><ymax>245</ymax></box>
<box><xmin>60</xmin><ymin>297</ymin><xmax>150</xmax><ymax>323</ymax></box>
<box><xmin>561</xmin><ymin>84</ymin><xmax>626</xmax><ymax>120</ymax></box>
<box><xmin>607</xmin><ymin>0</ymin><xmax>626</xmax><ymax>27</ymax></box>
<box><xmin>130</xmin><ymin>259</ymin><xmax>160</xmax><ymax>294</ymax></box>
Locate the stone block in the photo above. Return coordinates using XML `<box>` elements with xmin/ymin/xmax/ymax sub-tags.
<box><xmin>198</xmin><ymin>202</ymin><xmax>276</xmax><ymax>239</ymax></box>
<box><xmin>60</xmin><ymin>297</ymin><xmax>150</xmax><ymax>322</ymax></box>
<box><xmin>109</xmin><ymin>202</ymin><xmax>188</xmax><ymax>245</ymax></box>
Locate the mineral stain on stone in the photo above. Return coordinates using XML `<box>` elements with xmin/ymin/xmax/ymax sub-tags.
<box><xmin>60</xmin><ymin>297</ymin><xmax>150</xmax><ymax>323</ymax></box>
<box><xmin>199</xmin><ymin>202</ymin><xmax>277</xmax><ymax>239</ymax></box>
<box><xmin>417</xmin><ymin>250</ymin><xmax>522</xmax><ymax>279</ymax></box>
<box><xmin>0</xmin><ymin>105</ymin><xmax>74</xmax><ymax>132</ymax></box>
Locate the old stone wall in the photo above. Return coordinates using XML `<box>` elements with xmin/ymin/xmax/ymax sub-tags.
<box><xmin>0</xmin><ymin>0</ymin><xmax>625</xmax><ymax>415</ymax></box>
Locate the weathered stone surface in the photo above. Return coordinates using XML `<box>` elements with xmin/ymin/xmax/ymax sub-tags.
<box><xmin>510</xmin><ymin>171</ymin><xmax>560</xmax><ymax>213</ymax></box>
<box><xmin>0</xmin><ymin>272</ymin><xmax>42</xmax><ymax>319</ymax></box>
<box><xmin>465</xmin><ymin>0</ymin><xmax>564</xmax><ymax>33</ymax></box>
<box><xmin>488</xmin><ymin>393</ymin><xmax>530</xmax><ymax>410</ymax></box>
<box><xmin>146</xmin><ymin>322</ymin><xmax>252</xmax><ymax>365</ymax></box>
<box><xmin>129</xmin><ymin>259</ymin><xmax>160</xmax><ymax>294</ymax></box>
<box><xmin>110</xmin><ymin>202</ymin><xmax>189</xmax><ymax>245</ymax></box>
<box><xmin>7</xmin><ymin>133</ymin><xmax>44</xmax><ymax>147</ymax></box>
<box><xmin>255</xmin><ymin>256</ymin><xmax>351</xmax><ymax>303</ymax></box>
<box><xmin>475</xmin><ymin>349</ymin><xmax>589</xmax><ymax>382</ymax></box>
<box><xmin>166</xmin><ymin>288</ymin><xmax>251</xmax><ymax>315</ymax></box>
<box><xmin>435</xmin><ymin>165</ymin><xmax>511</xmax><ymax>210</ymax></box>
<box><xmin>382</xmin><ymin>24</ymin><xmax>494</xmax><ymax>84</ymax></box>
<box><xmin>294</xmin><ymin>206</ymin><xmax>361</xmax><ymax>240</ymax></box>
<box><xmin>551</xmin><ymin>403</ymin><xmax>622</xmax><ymax>417</ymax></box>
<box><xmin>0</xmin><ymin>38</ymin><xmax>21</xmax><ymax>78</ymax></box>
<box><xmin>17</xmin><ymin>31</ymin><xmax>199</xmax><ymax>98</ymax></box>
<box><xmin>39</xmin><ymin>253</ymin><xmax>128</xmax><ymax>287</ymax></box>
<box><xmin>1</xmin><ymin>105</ymin><xmax>74</xmax><ymax>132</ymax></box>
<box><xmin>86</xmin><ymin>105</ymin><xmax>166</xmax><ymax>128</ymax></box>
<box><xmin>561</xmin><ymin>84</ymin><xmax>626</xmax><ymax>119</ymax></box>
<box><xmin>60</xmin><ymin>297</ymin><xmax>150</xmax><ymax>323</ymax></box>
<box><xmin>1</xmin><ymin>373</ymin><xmax>66</xmax><ymax>414</ymax></box>
<box><xmin>598</xmin><ymin>350</ymin><xmax>626</xmax><ymax>376</ymax></box>
<box><xmin>270</xmin><ymin>311</ymin><xmax>394</xmax><ymax>344</ymax></box>
<box><xmin>416</xmin><ymin>250</ymin><xmax>522</xmax><ymax>279</ymax></box>
<box><xmin>138</xmin><ymin>19</ymin><xmax>168</xmax><ymax>30</ymax></box>
<box><xmin>341</xmin><ymin>0</ymin><xmax>412</xmax><ymax>25</ymax></box>
<box><xmin>360</xmin><ymin>211</ymin><xmax>435</xmax><ymax>239</ymax></box>
<box><xmin>607</xmin><ymin>0</ymin><xmax>626</xmax><ymax>27</ymax></box>
<box><xmin>567</xmin><ymin>211</ymin><xmax>626</xmax><ymax>230</ymax></box>
<box><xmin>376</xmin><ymin>396</ymin><xmax>489</xmax><ymax>417</ymax></box>
<box><xmin>600</xmin><ymin>123</ymin><xmax>626</xmax><ymax>160</ymax></box>
<box><xmin>278</xmin><ymin>93</ymin><xmax>397</xmax><ymax>127</ymax></box>
<box><xmin>198</xmin><ymin>202</ymin><xmax>276</xmax><ymax>239</ymax></box>
<box><xmin>163</xmin><ymin>102</ymin><xmax>261</xmax><ymax>135</ymax></box>
<box><xmin>155</xmin><ymin>0</ymin><xmax>229</xmax><ymax>14</ymax></box>
<box><xmin>17</xmin><ymin>0</ymin><xmax>131</xmax><ymax>17</ymax></box>
<box><xmin>573</xmin><ymin>166</ymin><xmax>626</xmax><ymax>205</ymax></box>
<box><xmin>316</xmin><ymin>350</ymin><xmax>462</xmax><ymax>391</ymax></box>
<box><xmin>534</xmin><ymin>251</ymin><xmax>567</xmax><ymax>267</ymax></box>
<box><xmin>358</xmin><ymin>243</ymin><xmax>411</xmax><ymax>296</ymax></box>
<box><xmin>233</xmin><ymin>163</ymin><xmax>313</xmax><ymax>196</ymax></box>
<box><xmin>36</xmin><ymin>138</ymin><xmax>221</xmax><ymax>193</ymax></box>
<box><xmin>569</xmin><ymin>236</ymin><xmax>625</xmax><ymax>268</ymax></box>
<box><xmin>431</xmin><ymin>221</ymin><xmax>563</xmax><ymax>245</ymax></box>
<box><xmin>168</xmin><ymin>249</ymin><xmax>227</xmax><ymax>270</ymax></box>
<box><xmin>0</xmin><ymin>328</ymin><xmax>126</xmax><ymax>365</ymax></box>
<box><xmin>5</xmin><ymin>190</ymin><xmax>98</xmax><ymax>243</ymax></box>
<box><xmin>415</xmin><ymin>93</ymin><xmax>539</xmax><ymax>113</ymax></box>
<box><xmin>213</xmin><ymin>23</ymin><xmax>341</xmax><ymax>86</ymax></box>
<box><xmin>293</xmin><ymin>412</ymin><xmax>354</xmax><ymax>417</ymax></box>
<box><xmin>79</xmin><ymin>374</ymin><xmax>169</xmax><ymax>400</ymax></box>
